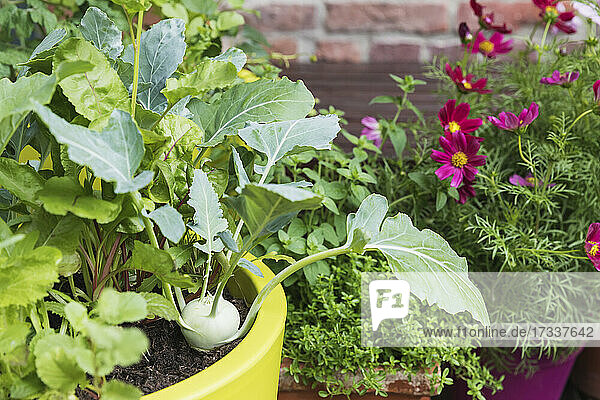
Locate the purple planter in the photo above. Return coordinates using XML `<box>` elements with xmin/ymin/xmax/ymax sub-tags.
<box><xmin>453</xmin><ymin>348</ymin><xmax>582</xmax><ymax>400</ymax></box>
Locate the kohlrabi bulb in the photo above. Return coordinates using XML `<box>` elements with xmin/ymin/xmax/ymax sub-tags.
<box><xmin>180</xmin><ymin>295</ymin><xmax>240</xmax><ymax>351</ymax></box>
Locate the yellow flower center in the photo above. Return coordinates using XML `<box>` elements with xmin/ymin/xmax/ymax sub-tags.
<box><xmin>526</xmin><ymin>177</ymin><xmax>537</xmax><ymax>185</ymax></box>
<box><xmin>479</xmin><ymin>40</ymin><xmax>494</xmax><ymax>54</ymax></box>
<box><xmin>448</xmin><ymin>121</ymin><xmax>461</xmax><ymax>133</ymax></box>
<box><xmin>462</xmin><ymin>81</ymin><xmax>472</xmax><ymax>90</ymax></box>
<box><xmin>589</xmin><ymin>242</ymin><xmax>599</xmax><ymax>257</ymax></box>
<box><xmin>451</xmin><ymin>151</ymin><xmax>469</xmax><ymax>168</ymax></box>
<box><xmin>545</xmin><ymin>6</ymin><xmax>559</xmax><ymax>17</ymax></box>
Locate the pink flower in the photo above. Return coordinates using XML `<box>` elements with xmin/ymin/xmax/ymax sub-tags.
<box><xmin>487</xmin><ymin>102</ymin><xmax>539</xmax><ymax>132</ymax></box>
<box><xmin>431</xmin><ymin>131</ymin><xmax>487</xmax><ymax>187</ymax></box>
<box><xmin>470</xmin><ymin>0</ymin><xmax>512</xmax><ymax>33</ymax></box>
<box><xmin>585</xmin><ymin>223</ymin><xmax>600</xmax><ymax>270</ymax></box>
<box><xmin>445</xmin><ymin>63</ymin><xmax>492</xmax><ymax>94</ymax></box>
<box><xmin>540</xmin><ymin>70</ymin><xmax>579</xmax><ymax>86</ymax></box>
<box><xmin>593</xmin><ymin>80</ymin><xmax>600</xmax><ymax>103</ymax></box>
<box><xmin>533</xmin><ymin>0</ymin><xmax>577</xmax><ymax>34</ymax></box>
<box><xmin>509</xmin><ymin>173</ymin><xmax>555</xmax><ymax>187</ymax></box>
<box><xmin>471</xmin><ymin>32</ymin><xmax>513</xmax><ymax>58</ymax></box>
<box><xmin>360</xmin><ymin>116</ymin><xmax>382</xmax><ymax>148</ymax></box>
<box><xmin>457</xmin><ymin>181</ymin><xmax>477</xmax><ymax>204</ymax></box>
<box><xmin>438</xmin><ymin>99</ymin><xmax>483</xmax><ymax>134</ymax></box>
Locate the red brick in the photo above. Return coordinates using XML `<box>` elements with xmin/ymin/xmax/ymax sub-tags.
<box><xmin>457</xmin><ymin>1</ymin><xmax>539</xmax><ymax>31</ymax></box>
<box><xmin>369</xmin><ymin>42</ymin><xmax>421</xmax><ymax>63</ymax></box>
<box><xmin>247</xmin><ymin>4</ymin><xmax>315</xmax><ymax>31</ymax></box>
<box><xmin>268</xmin><ymin>37</ymin><xmax>298</xmax><ymax>54</ymax></box>
<box><xmin>316</xmin><ymin>40</ymin><xmax>362</xmax><ymax>63</ymax></box>
<box><xmin>325</xmin><ymin>3</ymin><xmax>448</xmax><ymax>33</ymax></box>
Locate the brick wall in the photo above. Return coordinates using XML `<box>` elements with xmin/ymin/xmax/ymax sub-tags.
<box><xmin>243</xmin><ymin>0</ymin><xmax>543</xmax><ymax>63</ymax></box>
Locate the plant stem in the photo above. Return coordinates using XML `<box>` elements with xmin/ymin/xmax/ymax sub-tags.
<box><xmin>537</xmin><ymin>20</ymin><xmax>552</xmax><ymax>64</ymax></box>
<box><xmin>130</xmin><ymin>10</ymin><xmax>144</xmax><ymax>118</ymax></box>
<box><xmin>567</xmin><ymin>109</ymin><xmax>594</xmax><ymax>132</ymax></box>
<box><xmin>222</xmin><ymin>246</ymin><xmax>351</xmax><ymax>343</ymax></box>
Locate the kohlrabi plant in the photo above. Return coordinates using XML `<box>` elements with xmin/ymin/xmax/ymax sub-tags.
<box><xmin>0</xmin><ymin>3</ymin><xmax>490</xmax><ymax>397</ymax></box>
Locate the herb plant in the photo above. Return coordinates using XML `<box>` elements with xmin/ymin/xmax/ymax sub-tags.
<box><xmin>0</xmin><ymin>2</ymin><xmax>489</xmax><ymax>398</ymax></box>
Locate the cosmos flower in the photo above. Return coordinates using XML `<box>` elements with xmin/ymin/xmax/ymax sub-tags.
<box><xmin>509</xmin><ymin>173</ymin><xmax>555</xmax><ymax>187</ymax></box>
<box><xmin>472</xmin><ymin>31</ymin><xmax>514</xmax><ymax>58</ymax></box>
<box><xmin>585</xmin><ymin>223</ymin><xmax>600</xmax><ymax>270</ymax></box>
<box><xmin>438</xmin><ymin>99</ymin><xmax>483</xmax><ymax>134</ymax></box>
<box><xmin>457</xmin><ymin>181</ymin><xmax>477</xmax><ymax>204</ymax></box>
<box><xmin>470</xmin><ymin>0</ymin><xmax>512</xmax><ymax>33</ymax></box>
<box><xmin>533</xmin><ymin>0</ymin><xmax>577</xmax><ymax>33</ymax></box>
<box><xmin>487</xmin><ymin>102</ymin><xmax>539</xmax><ymax>132</ymax></box>
<box><xmin>593</xmin><ymin>80</ymin><xmax>600</xmax><ymax>103</ymax></box>
<box><xmin>459</xmin><ymin>22</ymin><xmax>474</xmax><ymax>45</ymax></box>
<box><xmin>360</xmin><ymin>116</ymin><xmax>382</xmax><ymax>148</ymax></box>
<box><xmin>445</xmin><ymin>63</ymin><xmax>492</xmax><ymax>94</ymax></box>
<box><xmin>540</xmin><ymin>70</ymin><xmax>579</xmax><ymax>86</ymax></box>
<box><xmin>431</xmin><ymin>131</ymin><xmax>487</xmax><ymax>187</ymax></box>
<box><xmin>573</xmin><ymin>1</ymin><xmax>600</xmax><ymax>26</ymax></box>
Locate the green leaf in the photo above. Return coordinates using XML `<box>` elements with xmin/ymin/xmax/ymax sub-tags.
<box><xmin>0</xmin><ymin>73</ymin><xmax>57</xmax><ymax>153</ymax></box>
<box><xmin>223</xmin><ymin>184</ymin><xmax>322</xmax><ymax>239</ymax></box>
<box><xmin>212</xmin><ymin>47</ymin><xmax>246</xmax><ymax>72</ymax></box>
<box><xmin>239</xmin><ymin>258</ymin><xmax>264</xmax><ymax>278</ymax></box>
<box><xmin>161</xmin><ymin>3</ymin><xmax>189</xmax><ymax>23</ymax></box>
<box><xmin>187</xmin><ymin>169</ymin><xmax>228</xmax><ymax>254</ymax></box>
<box><xmin>188</xmin><ymin>77</ymin><xmax>314</xmax><ymax>147</ymax></box>
<box><xmin>182</xmin><ymin>0</ymin><xmax>217</xmax><ymax>14</ymax></box>
<box><xmin>34</xmin><ymin>334</ymin><xmax>87</xmax><ymax>393</ymax></box>
<box><xmin>54</xmin><ymin>60</ymin><xmax>95</xmax><ymax>81</ymax></box>
<box><xmin>97</xmin><ymin>288</ymin><xmax>148</xmax><ymax>324</ymax></box>
<box><xmin>388</xmin><ymin>125</ymin><xmax>407</xmax><ymax>159</ymax></box>
<box><xmin>102</xmin><ymin>380</ymin><xmax>142</xmax><ymax>400</ymax></box>
<box><xmin>64</xmin><ymin>302</ymin><xmax>89</xmax><ymax>331</ymax></box>
<box><xmin>37</xmin><ymin>177</ymin><xmax>122</xmax><ymax>223</ymax></box>
<box><xmin>125</xmin><ymin>241</ymin><xmax>194</xmax><ymax>287</ymax></box>
<box><xmin>238</xmin><ymin>115</ymin><xmax>340</xmax><ymax>173</ymax></box>
<box><xmin>145</xmin><ymin>205</ymin><xmax>185</xmax><ymax>243</ymax></box>
<box><xmin>303</xmin><ymin>261</ymin><xmax>330</xmax><ymax>285</ymax></box>
<box><xmin>29</xmin><ymin>212</ymin><xmax>86</xmax><ymax>276</ymax></box>
<box><xmin>436</xmin><ymin>191</ymin><xmax>447</xmax><ymax>211</ymax></box>
<box><xmin>162</xmin><ymin>59</ymin><xmax>237</xmax><ymax>106</ymax></box>
<box><xmin>122</xmin><ymin>19</ymin><xmax>186</xmax><ymax>112</ymax></box>
<box><xmin>80</xmin><ymin>7</ymin><xmax>124</xmax><ymax>59</ymax></box>
<box><xmin>19</xmin><ymin>28</ymin><xmax>66</xmax><ymax>75</ymax></box>
<box><xmin>54</xmin><ymin>38</ymin><xmax>129</xmax><ymax>121</ymax></box>
<box><xmin>156</xmin><ymin>114</ymin><xmax>203</xmax><ymax>161</ymax></box>
<box><xmin>369</xmin><ymin>95</ymin><xmax>395</xmax><ymax>104</ymax></box>
<box><xmin>34</xmin><ymin>104</ymin><xmax>154</xmax><ymax>194</ymax></box>
<box><xmin>0</xmin><ymin>246</ymin><xmax>61</xmax><ymax>307</ymax></box>
<box><xmin>0</xmin><ymin>158</ymin><xmax>44</xmax><ymax>205</ymax></box>
<box><xmin>216</xmin><ymin>11</ymin><xmax>244</xmax><ymax>31</ymax></box>
<box><xmin>350</xmin><ymin>194</ymin><xmax>489</xmax><ymax>325</ymax></box>
<box><xmin>109</xmin><ymin>0</ymin><xmax>151</xmax><ymax>13</ymax></box>
<box><xmin>138</xmin><ymin>292</ymin><xmax>179</xmax><ymax>321</ymax></box>
<box><xmin>231</xmin><ymin>146</ymin><xmax>250</xmax><ymax>190</ymax></box>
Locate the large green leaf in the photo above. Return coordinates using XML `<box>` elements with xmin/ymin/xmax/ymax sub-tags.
<box><xmin>188</xmin><ymin>77</ymin><xmax>314</xmax><ymax>147</ymax></box>
<box><xmin>125</xmin><ymin>241</ymin><xmax>194</xmax><ymax>287</ymax></box>
<box><xmin>19</xmin><ymin>28</ymin><xmax>66</xmax><ymax>75</ymax></box>
<box><xmin>223</xmin><ymin>184</ymin><xmax>322</xmax><ymax>239</ymax></box>
<box><xmin>212</xmin><ymin>47</ymin><xmax>246</xmax><ymax>72</ymax></box>
<box><xmin>79</xmin><ymin>7</ymin><xmax>124</xmax><ymax>60</ymax></box>
<box><xmin>34</xmin><ymin>104</ymin><xmax>154</xmax><ymax>194</ymax></box>
<box><xmin>27</xmin><ymin>212</ymin><xmax>85</xmax><ymax>277</ymax></box>
<box><xmin>121</xmin><ymin>19</ymin><xmax>186</xmax><ymax>113</ymax></box>
<box><xmin>96</xmin><ymin>288</ymin><xmax>148</xmax><ymax>324</ymax></box>
<box><xmin>237</xmin><ymin>115</ymin><xmax>340</xmax><ymax>173</ymax></box>
<box><xmin>102</xmin><ymin>380</ymin><xmax>142</xmax><ymax>400</ymax></box>
<box><xmin>54</xmin><ymin>38</ymin><xmax>129</xmax><ymax>121</ymax></box>
<box><xmin>0</xmin><ymin>158</ymin><xmax>44</xmax><ymax>205</ymax></box>
<box><xmin>156</xmin><ymin>114</ymin><xmax>203</xmax><ymax>161</ymax></box>
<box><xmin>37</xmin><ymin>177</ymin><xmax>122</xmax><ymax>223</ymax></box>
<box><xmin>0</xmin><ymin>73</ymin><xmax>57</xmax><ymax>153</ymax></box>
<box><xmin>145</xmin><ymin>205</ymin><xmax>185</xmax><ymax>243</ymax></box>
<box><xmin>187</xmin><ymin>169</ymin><xmax>228</xmax><ymax>254</ymax></box>
<box><xmin>161</xmin><ymin>59</ymin><xmax>237</xmax><ymax>106</ymax></box>
<box><xmin>348</xmin><ymin>194</ymin><xmax>490</xmax><ymax>325</ymax></box>
<box><xmin>0</xmin><ymin>246</ymin><xmax>61</xmax><ymax>307</ymax></box>
<box><xmin>34</xmin><ymin>334</ymin><xmax>87</xmax><ymax>393</ymax></box>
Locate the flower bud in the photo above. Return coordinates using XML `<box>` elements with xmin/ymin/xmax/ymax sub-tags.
<box><xmin>459</xmin><ymin>23</ymin><xmax>473</xmax><ymax>45</ymax></box>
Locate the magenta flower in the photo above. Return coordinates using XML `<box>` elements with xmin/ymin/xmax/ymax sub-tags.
<box><xmin>585</xmin><ymin>223</ymin><xmax>600</xmax><ymax>270</ymax></box>
<box><xmin>445</xmin><ymin>63</ymin><xmax>492</xmax><ymax>94</ymax></box>
<box><xmin>431</xmin><ymin>132</ymin><xmax>487</xmax><ymax>187</ymax></box>
<box><xmin>540</xmin><ymin>70</ymin><xmax>579</xmax><ymax>86</ymax></box>
<box><xmin>360</xmin><ymin>116</ymin><xmax>382</xmax><ymax>148</ymax></box>
<box><xmin>533</xmin><ymin>0</ymin><xmax>577</xmax><ymax>34</ymax></box>
<box><xmin>459</xmin><ymin>22</ymin><xmax>474</xmax><ymax>45</ymax></box>
<box><xmin>457</xmin><ymin>181</ymin><xmax>477</xmax><ymax>204</ymax></box>
<box><xmin>438</xmin><ymin>99</ymin><xmax>483</xmax><ymax>134</ymax></box>
<box><xmin>487</xmin><ymin>102</ymin><xmax>539</xmax><ymax>132</ymax></box>
<box><xmin>593</xmin><ymin>80</ymin><xmax>600</xmax><ymax>103</ymax></box>
<box><xmin>509</xmin><ymin>173</ymin><xmax>555</xmax><ymax>187</ymax></box>
<box><xmin>470</xmin><ymin>0</ymin><xmax>512</xmax><ymax>33</ymax></box>
<box><xmin>471</xmin><ymin>32</ymin><xmax>513</xmax><ymax>58</ymax></box>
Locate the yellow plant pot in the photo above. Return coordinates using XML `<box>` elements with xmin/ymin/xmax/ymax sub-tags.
<box><xmin>142</xmin><ymin>260</ymin><xmax>286</xmax><ymax>400</ymax></box>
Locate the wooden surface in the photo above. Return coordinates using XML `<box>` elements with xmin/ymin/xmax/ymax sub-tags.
<box><xmin>281</xmin><ymin>63</ymin><xmax>440</xmax><ymax>139</ymax></box>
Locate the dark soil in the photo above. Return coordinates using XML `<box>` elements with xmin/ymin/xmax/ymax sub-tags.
<box><xmin>77</xmin><ymin>295</ymin><xmax>248</xmax><ymax>399</ymax></box>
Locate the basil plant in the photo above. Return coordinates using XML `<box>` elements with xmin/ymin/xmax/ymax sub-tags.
<box><xmin>0</xmin><ymin>5</ymin><xmax>488</xmax><ymax>395</ymax></box>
